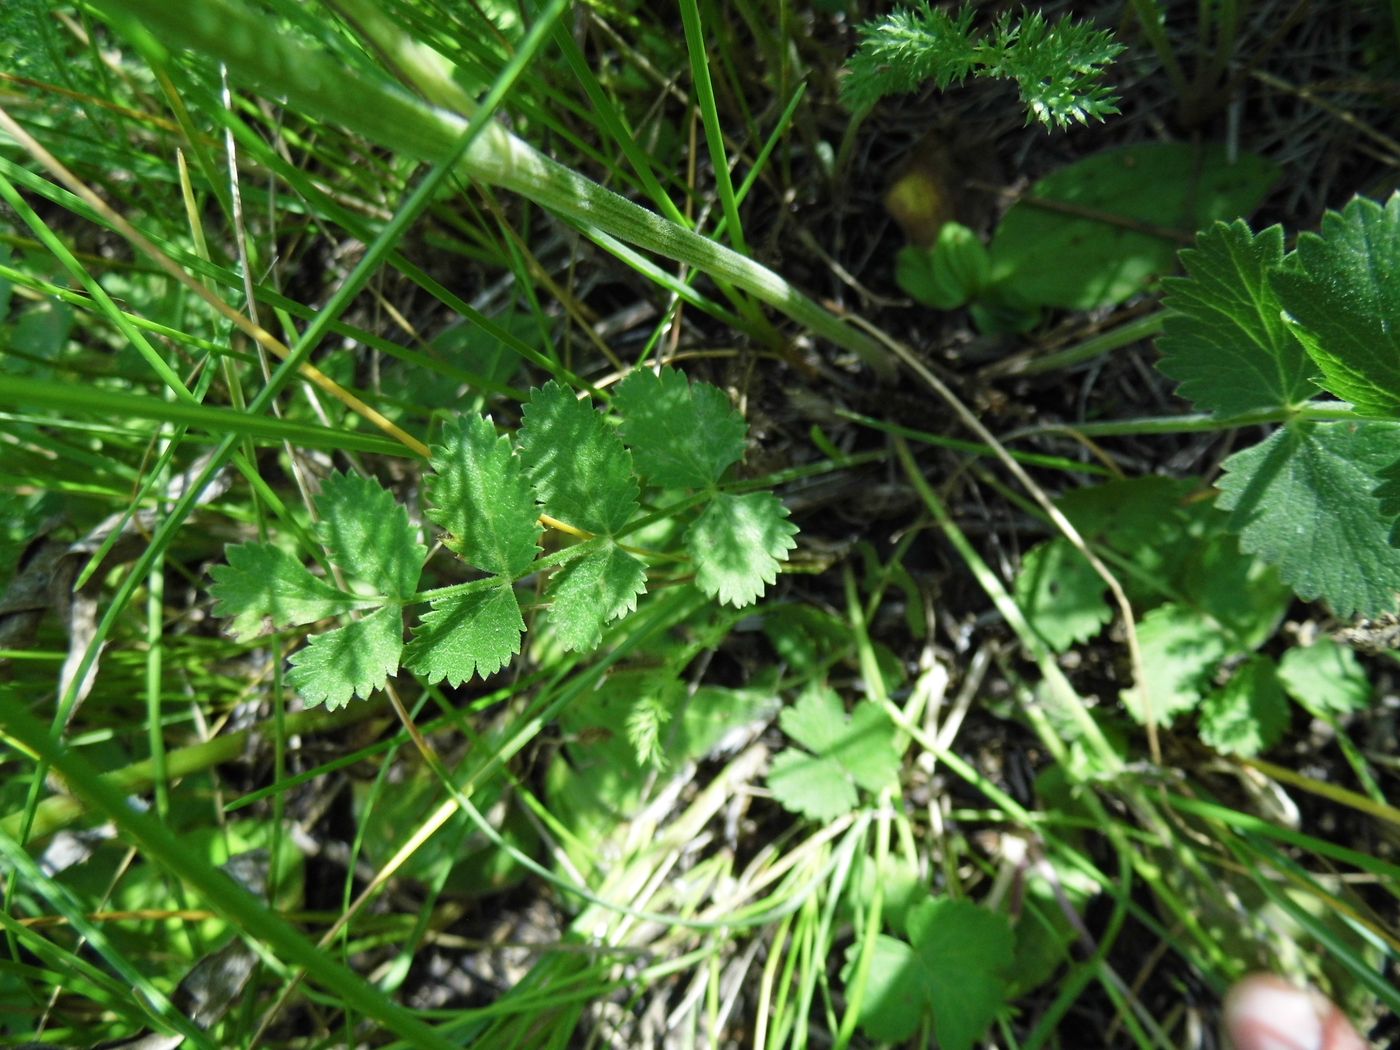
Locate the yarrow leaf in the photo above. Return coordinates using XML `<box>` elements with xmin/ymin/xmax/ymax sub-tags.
<box><xmin>686</xmin><ymin>491</ymin><xmax>797</xmax><ymax>607</ymax></box>
<box><xmin>287</xmin><ymin>604</ymin><xmax>404</xmax><ymax>711</ymax></box>
<box><xmin>1158</xmin><ymin>221</ymin><xmax>1317</xmax><ymax>416</ymax></box>
<box><xmin>519</xmin><ymin>380</ymin><xmax>638</xmax><ymax>535</ymax></box>
<box><xmin>1216</xmin><ymin>420</ymin><xmax>1400</xmax><ymax>617</ymax></box>
<box><xmin>1271</xmin><ymin>193</ymin><xmax>1400</xmax><ymax>417</ymax></box>
<box><xmin>314</xmin><ymin>472</ymin><xmax>424</xmax><ymax>599</ymax></box>
<box><xmin>425</xmin><ymin>413</ymin><xmax>540</xmax><ymax>575</ymax></box>
<box><xmin>614</xmin><ymin>366</ymin><xmax>747</xmax><ymax>488</ymax></box>
<box><xmin>767</xmin><ymin>686</ymin><xmax>900</xmax><ymax>821</ymax></box>
<box><xmin>403</xmin><ymin>581</ymin><xmax>524</xmax><ymax>687</ymax></box>
<box><xmin>544</xmin><ymin>539</ymin><xmax>648</xmax><ymax>651</ymax></box>
<box><xmin>210</xmin><ymin>543</ymin><xmax>360</xmax><ymax>642</ymax></box>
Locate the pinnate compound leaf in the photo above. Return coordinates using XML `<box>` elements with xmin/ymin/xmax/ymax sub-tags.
<box><xmin>686</xmin><ymin>492</ymin><xmax>797</xmax><ymax>607</ymax></box>
<box><xmin>1278</xmin><ymin>638</ymin><xmax>1371</xmax><ymax>715</ymax></box>
<box><xmin>315</xmin><ymin>472</ymin><xmax>425</xmax><ymax>599</ymax></box>
<box><xmin>519</xmin><ymin>381</ymin><xmax>638</xmax><ymax>535</ymax></box>
<box><xmin>1014</xmin><ymin>538</ymin><xmax>1111</xmax><ymax>652</ymax></box>
<box><xmin>1216</xmin><ymin>421</ymin><xmax>1400</xmax><ymax>617</ymax></box>
<box><xmin>211</xmin><ymin>543</ymin><xmax>359</xmax><ymax>641</ymax></box>
<box><xmin>287</xmin><ymin>605</ymin><xmax>404</xmax><ymax>710</ymax></box>
<box><xmin>767</xmin><ymin>686</ymin><xmax>899</xmax><ymax>821</ymax></box>
<box><xmin>544</xmin><ymin>540</ymin><xmax>647</xmax><ymax>651</ymax></box>
<box><xmin>1271</xmin><ymin>194</ymin><xmax>1400</xmax><ymax>417</ymax></box>
<box><xmin>851</xmin><ymin>898</ymin><xmax>1013</xmax><ymax>1049</ymax></box>
<box><xmin>1200</xmin><ymin>656</ymin><xmax>1289</xmax><ymax>756</ymax></box>
<box><xmin>614</xmin><ymin>367</ymin><xmax>747</xmax><ymax>488</ymax></box>
<box><xmin>1120</xmin><ymin>603</ymin><xmax>1230</xmax><ymax>725</ymax></box>
<box><xmin>404</xmin><ymin>581</ymin><xmax>524</xmax><ymax>687</ymax></box>
<box><xmin>425</xmin><ymin>413</ymin><xmax>540</xmax><ymax>575</ymax></box>
<box><xmin>1157</xmin><ymin>221</ymin><xmax>1316</xmax><ymax>416</ymax></box>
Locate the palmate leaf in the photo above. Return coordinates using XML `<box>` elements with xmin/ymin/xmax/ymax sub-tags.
<box><xmin>315</xmin><ymin>472</ymin><xmax>425</xmax><ymax>599</ymax></box>
<box><xmin>210</xmin><ymin>543</ymin><xmax>361</xmax><ymax>642</ymax></box>
<box><xmin>767</xmin><ymin>686</ymin><xmax>900</xmax><ymax>821</ymax></box>
<box><xmin>850</xmin><ymin>898</ymin><xmax>1013</xmax><ymax>1049</ymax></box>
<box><xmin>686</xmin><ymin>491</ymin><xmax>797</xmax><ymax>607</ymax></box>
<box><xmin>403</xmin><ymin>581</ymin><xmax>524</xmax><ymax>686</ymax></box>
<box><xmin>1271</xmin><ymin>193</ymin><xmax>1400</xmax><ymax>417</ymax></box>
<box><xmin>518</xmin><ymin>380</ymin><xmax>638</xmax><ymax>536</ymax></box>
<box><xmin>543</xmin><ymin>539</ymin><xmax>647</xmax><ymax>652</ymax></box>
<box><xmin>1216</xmin><ymin>420</ymin><xmax>1400</xmax><ymax>617</ymax></box>
<box><xmin>614</xmin><ymin>366</ymin><xmax>747</xmax><ymax>488</ymax></box>
<box><xmin>425</xmin><ymin>413</ymin><xmax>540</xmax><ymax>575</ymax></box>
<box><xmin>1157</xmin><ymin>221</ymin><xmax>1317</xmax><ymax>416</ymax></box>
<box><xmin>287</xmin><ymin>605</ymin><xmax>404</xmax><ymax>711</ymax></box>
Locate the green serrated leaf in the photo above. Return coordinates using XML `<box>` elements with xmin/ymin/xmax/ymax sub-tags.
<box><xmin>287</xmin><ymin>605</ymin><xmax>404</xmax><ymax>710</ymax></box>
<box><xmin>1200</xmin><ymin>655</ymin><xmax>1289</xmax><ymax>756</ymax></box>
<box><xmin>1374</xmin><ymin>457</ymin><xmax>1400</xmax><ymax>545</ymax></box>
<box><xmin>425</xmin><ymin>413</ymin><xmax>540</xmax><ymax>575</ymax></box>
<box><xmin>315</xmin><ymin>472</ymin><xmax>425</xmax><ymax>599</ymax></box>
<box><xmin>614</xmin><ymin>367</ymin><xmax>747</xmax><ymax>488</ymax></box>
<box><xmin>1121</xmin><ymin>603</ymin><xmax>1231</xmax><ymax>725</ymax></box>
<box><xmin>847</xmin><ymin>935</ymin><xmax>922</xmax><ymax>1043</ymax></box>
<box><xmin>1278</xmin><ymin>638</ymin><xmax>1371</xmax><ymax>715</ymax></box>
<box><xmin>909</xmin><ymin>898</ymin><xmax>1014</xmax><ymax>1050</ymax></box>
<box><xmin>1014</xmin><ymin>538</ymin><xmax>1111</xmax><ymax>652</ymax></box>
<box><xmin>544</xmin><ymin>540</ymin><xmax>647</xmax><ymax>651</ymax></box>
<box><xmin>1216</xmin><ymin>420</ymin><xmax>1400</xmax><ymax>617</ymax></box>
<box><xmin>767</xmin><ymin>686</ymin><xmax>899</xmax><ymax>820</ymax></box>
<box><xmin>1271</xmin><ymin>193</ymin><xmax>1400</xmax><ymax>416</ymax></box>
<box><xmin>1157</xmin><ymin>221</ymin><xmax>1316</xmax><ymax>416</ymax></box>
<box><xmin>518</xmin><ymin>381</ymin><xmax>638</xmax><ymax>535</ymax></box>
<box><xmin>404</xmin><ymin>581</ymin><xmax>524</xmax><ymax>686</ymax></box>
<box><xmin>210</xmin><ymin>543</ymin><xmax>361</xmax><ymax>642</ymax></box>
<box><xmin>686</xmin><ymin>491</ymin><xmax>797</xmax><ymax>607</ymax></box>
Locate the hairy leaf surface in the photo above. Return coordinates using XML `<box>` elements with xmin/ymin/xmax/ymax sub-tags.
<box><xmin>686</xmin><ymin>491</ymin><xmax>797</xmax><ymax>607</ymax></box>
<box><xmin>314</xmin><ymin>472</ymin><xmax>424</xmax><ymax>599</ymax></box>
<box><xmin>545</xmin><ymin>540</ymin><xmax>647</xmax><ymax>651</ymax></box>
<box><xmin>287</xmin><ymin>605</ymin><xmax>404</xmax><ymax>711</ymax></box>
<box><xmin>211</xmin><ymin>543</ymin><xmax>360</xmax><ymax>641</ymax></box>
<box><xmin>614</xmin><ymin>366</ymin><xmax>747</xmax><ymax>488</ymax></box>
<box><xmin>404</xmin><ymin>582</ymin><xmax>524</xmax><ymax>686</ymax></box>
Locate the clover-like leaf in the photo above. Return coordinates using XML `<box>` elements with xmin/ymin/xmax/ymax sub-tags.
<box><xmin>287</xmin><ymin>604</ymin><xmax>404</xmax><ymax>711</ymax></box>
<box><xmin>1216</xmin><ymin>420</ymin><xmax>1400</xmax><ymax>617</ymax></box>
<box><xmin>314</xmin><ymin>472</ymin><xmax>425</xmax><ymax>599</ymax></box>
<box><xmin>614</xmin><ymin>367</ymin><xmax>747</xmax><ymax>489</ymax></box>
<box><xmin>210</xmin><ymin>543</ymin><xmax>361</xmax><ymax>642</ymax></box>
<box><xmin>1157</xmin><ymin>220</ymin><xmax>1317</xmax><ymax>416</ymax></box>
<box><xmin>1014</xmin><ymin>538</ymin><xmax>1111</xmax><ymax>652</ymax></box>
<box><xmin>767</xmin><ymin>686</ymin><xmax>899</xmax><ymax>821</ymax></box>
<box><xmin>686</xmin><ymin>491</ymin><xmax>797</xmax><ymax>607</ymax></box>
<box><xmin>403</xmin><ymin>581</ymin><xmax>524</xmax><ymax>686</ymax></box>
<box><xmin>544</xmin><ymin>540</ymin><xmax>647</xmax><ymax>652</ymax></box>
<box><xmin>425</xmin><ymin>413</ymin><xmax>540</xmax><ymax>576</ymax></box>
<box><xmin>1271</xmin><ymin>193</ymin><xmax>1400</xmax><ymax>417</ymax></box>
<box><xmin>1200</xmin><ymin>655</ymin><xmax>1289</xmax><ymax>756</ymax></box>
<box><xmin>518</xmin><ymin>380</ymin><xmax>638</xmax><ymax>535</ymax></box>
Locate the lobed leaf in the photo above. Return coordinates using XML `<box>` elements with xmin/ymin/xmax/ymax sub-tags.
<box><xmin>403</xmin><ymin>581</ymin><xmax>524</xmax><ymax>686</ymax></box>
<box><xmin>1216</xmin><ymin>420</ymin><xmax>1400</xmax><ymax>617</ymax></box>
<box><xmin>425</xmin><ymin>413</ymin><xmax>540</xmax><ymax>576</ymax></box>
<box><xmin>518</xmin><ymin>381</ymin><xmax>638</xmax><ymax>536</ymax></box>
<box><xmin>1278</xmin><ymin>638</ymin><xmax>1372</xmax><ymax>715</ymax></box>
<box><xmin>210</xmin><ymin>543</ymin><xmax>360</xmax><ymax>642</ymax></box>
<box><xmin>767</xmin><ymin>686</ymin><xmax>900</xmax><ymax>821</ymax></box>
<box><xmin>614</xmin><ymin>367</ymin><xmax>747</xmax><ymax>489</ymax></box>
<box><xmin>1013</xmin><ymin>538</ymin><xmax>1111</xmax><ymax>652</ymax></box>
<box><xmin>1157</xmin><ymin>221</ymin><xmax>1316</xmax><ymax>416</ymax></box>
<box><xmin>1120</xmin><ymin>603</ymin><xmax>1230</xmax><ymax>725</ymax></box>
<box><xmin>314</xmin><ymin>472</ymin><xmax>425</xmax><ymax>599</ymax></box>
<box><xmin>543</xmin><ymin>539</ymin><xmax>647</xmax><ymax>652</ymax></box>
<box><xmin>287</xmin><ymin>605</ymin><xmax>404</xmax><ymax>711</ymax></box>
<box><xmin>1271</xmin><ymin>193</ymin><xmax>1400</xmax><ymax>417</ymax></box>
<box><xmin>686</xmin><ymin>491</ymin><xmax>797</xmax><ymax>607</ymax></box>
<box><xmin>1200</xmin><ymin>656</ymin><xmax>1289</xmax><ymax>756</ymax></box>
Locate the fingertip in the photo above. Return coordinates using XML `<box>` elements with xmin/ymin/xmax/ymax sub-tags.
<box><xmin>1224</xmin><ymin>974</ymin><xmax>1366</xmax><ymax>1050</ymax></box>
